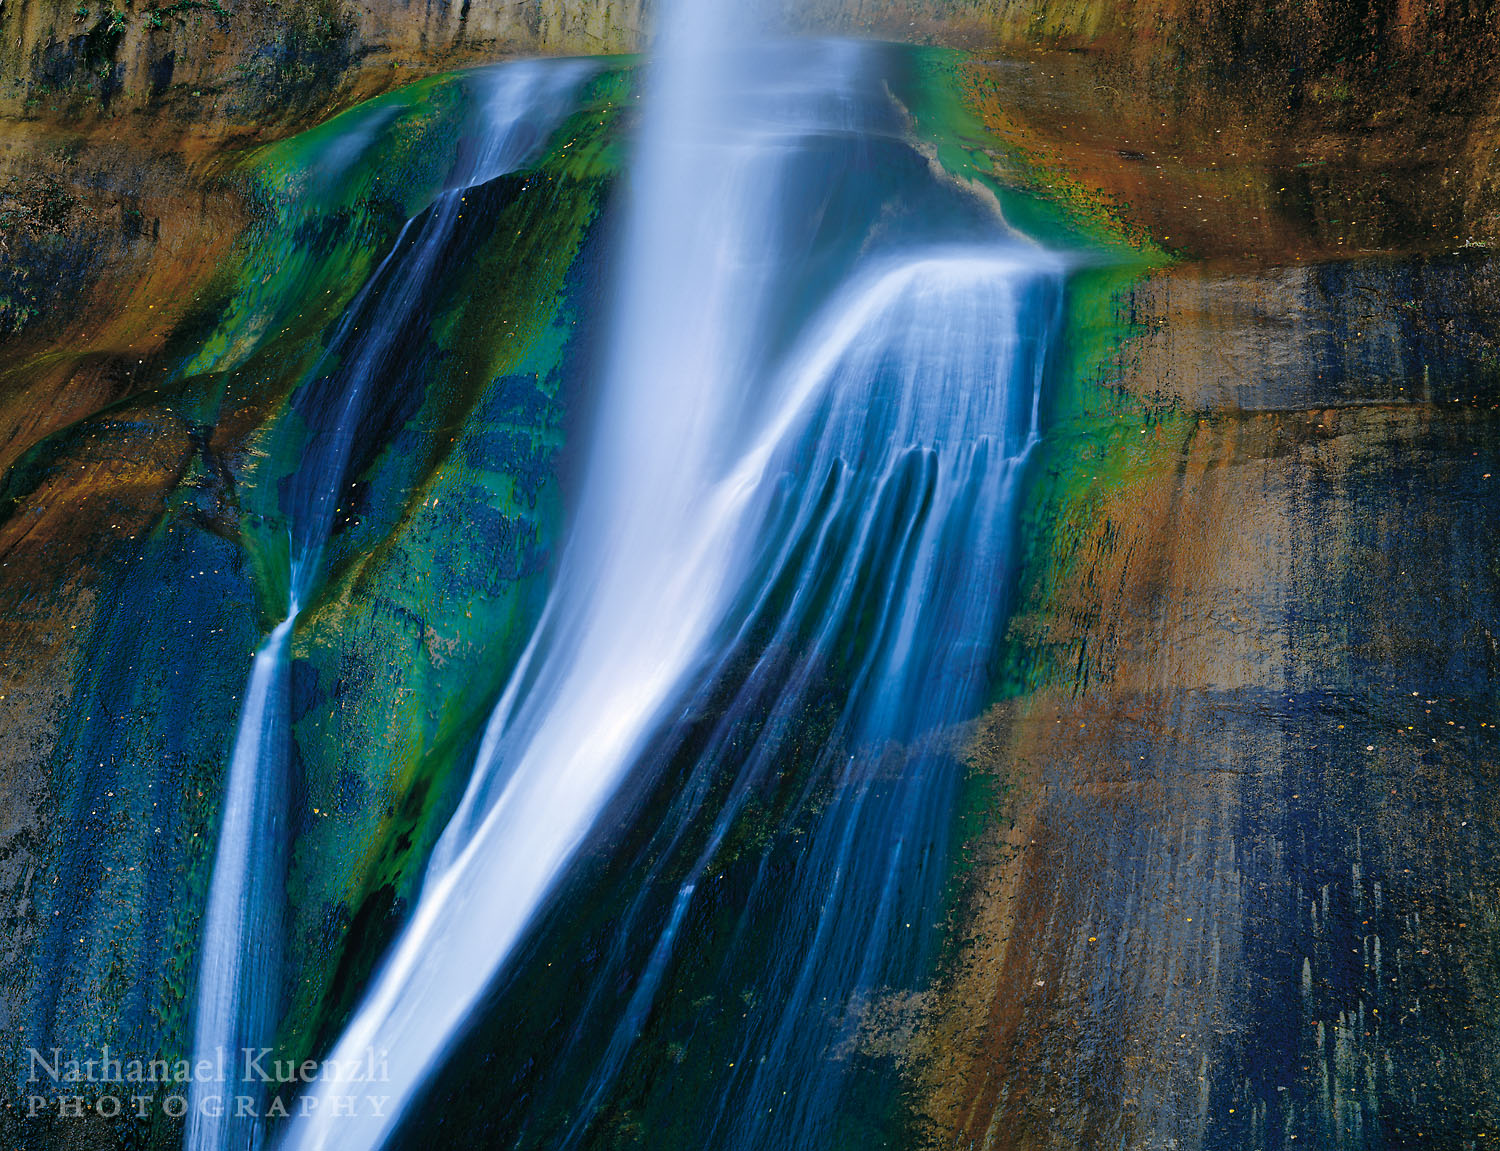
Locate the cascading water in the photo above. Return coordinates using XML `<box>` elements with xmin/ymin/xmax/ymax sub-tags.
<box><xmin>543</xmin><ymin>250</ymin><xmax>1061</xmax><ymax>1151</ymax></box>
<box><xmin>185</xmin><ymin>61</ymin><xmax>590</xmax><ymax>1151</ymax></box>
<box><xmin>280</xmin><ymin>13</ymin><xmax>1064</xmax><ymax>1151</ymax></box>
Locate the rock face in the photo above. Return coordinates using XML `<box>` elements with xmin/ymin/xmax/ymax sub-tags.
<box><xmin>1</xmin><ymin>0</ymin><xmax>642</xmax><ymax>121</ymax></box>
<box><xmin>9</xmin><ymin>0</ymin><xmax>1500</xmax><ymax>129</ymax></box>
<box><xmin>907</xmin><ymin>53</ymin><xmax>1500</xmax><ymax>1148</ymax></box>
<box><xmin>919</xmin><ymin>276</ymin><xmax>1500</xmax><ymax>1147</ymax></box>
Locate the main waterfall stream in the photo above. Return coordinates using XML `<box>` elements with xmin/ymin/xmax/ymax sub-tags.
<box><xmin>276</xmin><ymin>18</ymin><xmax>1064</xmax><ymax>1151</ymax></box>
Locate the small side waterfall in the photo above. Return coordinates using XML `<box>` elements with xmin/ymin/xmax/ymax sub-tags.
<box><xmin>186</xmin><ymin>612</ymin><xmax>296</xmax><ymax>1151</ymax></box>
<box><xmin>280</xmin><ymin>15</ymin><xmax>1064</xmax><ymax>1151</ymax></box>
<box><xmin>185</xmin><ymin>61</ymin><xmax>589</xmax><ymax>1151</ymax></box>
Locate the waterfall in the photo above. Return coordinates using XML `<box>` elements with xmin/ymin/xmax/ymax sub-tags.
<box><xmin>186</xmin><ymin>612</ymin><xmax>296</xmax><ymax>1151</ymax></box>
<box><xmin>279</xmin><ymin>17</ymin><xmax>1064</xmax><ymax>1151</ymax></box>
<box><xmin>185</xmin><ymin>60</ymin><xmax>590</xmax><ymax>1151</ymax></box>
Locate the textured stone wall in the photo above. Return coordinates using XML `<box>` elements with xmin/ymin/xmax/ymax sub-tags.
<box><xmin>0</xmin><ymin>0</ymin><xmax>646</xmax><ymax>122</ymax></box>
<box><xmin>6</xmin><ymin>0</ymin><xmax>1500</xmax><ymax>129</ymax></box>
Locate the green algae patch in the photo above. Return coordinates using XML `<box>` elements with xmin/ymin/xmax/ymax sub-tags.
<box><xmin>894</xmin><ymin>45</ymin><xmax>1168</xmax><ymax>264</ymax></box>
<box><xmin>251</xmin><ymin>66</ymin><xmax>633</xmax><ymax>1068</ymax></box>
<box><xmin>183</xmin><ymin>78</ymin><xmax>468</xmax><ymax>621</ymax></box>
<box><xmin>181</xmin><ymin>77</ymin><xmax>462</xmax><ymax>384</ymax></box>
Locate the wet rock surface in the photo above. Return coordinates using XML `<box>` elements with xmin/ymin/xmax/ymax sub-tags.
<box><xmin>924</xmin><ymin>399</ymin><xmax>1500</xmax><ymax>1146</ymax></box>
<box><xmin>0</xmin><ymin>65</ymin><xmax>617</xmax><ymax>1145</ymax></box>
<box><xmin>904</xmin><ymin>41</ymin><xmax>1500</xmax><ymax>1144</ymax></box>
<box><xmin>917</xmin><ymin>227</ymin><xmax>1500</xmax><ymax>1151</ymax></box>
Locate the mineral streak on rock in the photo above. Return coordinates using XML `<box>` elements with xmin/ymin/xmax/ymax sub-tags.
<box><xmin>914</xmin><ymin>248</ymin><xmax>1500</xmax><ymax>1147</ymax></box>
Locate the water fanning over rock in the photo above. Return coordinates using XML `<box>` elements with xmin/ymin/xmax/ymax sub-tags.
<box><xmin>187</xmin><ymin>614</ymin><xmax>296</xmax><ymax>1151</ymax></box>
<box><xmin>546</xmin><ymin>251</ymin><xmax>1061</xmax><ymax>1149</ymax></box>
<box><xmin>280</xmin><ymin>20</ymin><xmax>1063</xmax><ymax>1151</ymax></box>
<box><xmin>186</xmin><ymin>61</ymin><xmax>590</xmax><ymax>1151</ymax></box>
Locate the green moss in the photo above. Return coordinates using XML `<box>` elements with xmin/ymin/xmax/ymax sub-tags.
<box><xmin>225</xmin><ymin>65</ymin><xmax>636</xmax><ymax>1067</ymax></box>
<box><xmin>894</xmin><ymin>46</ymin><xmax>1167</xmax><ymax>262</ymax></box>
<box><xmin>170</xmin><ymin>73</ymin><xmax>466</xmax><ymax>622</ymax></box>
<box><xmin>145</xmin><ymin>0</ymin><xmax>231</xmax><ymax>31</ymax></box>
